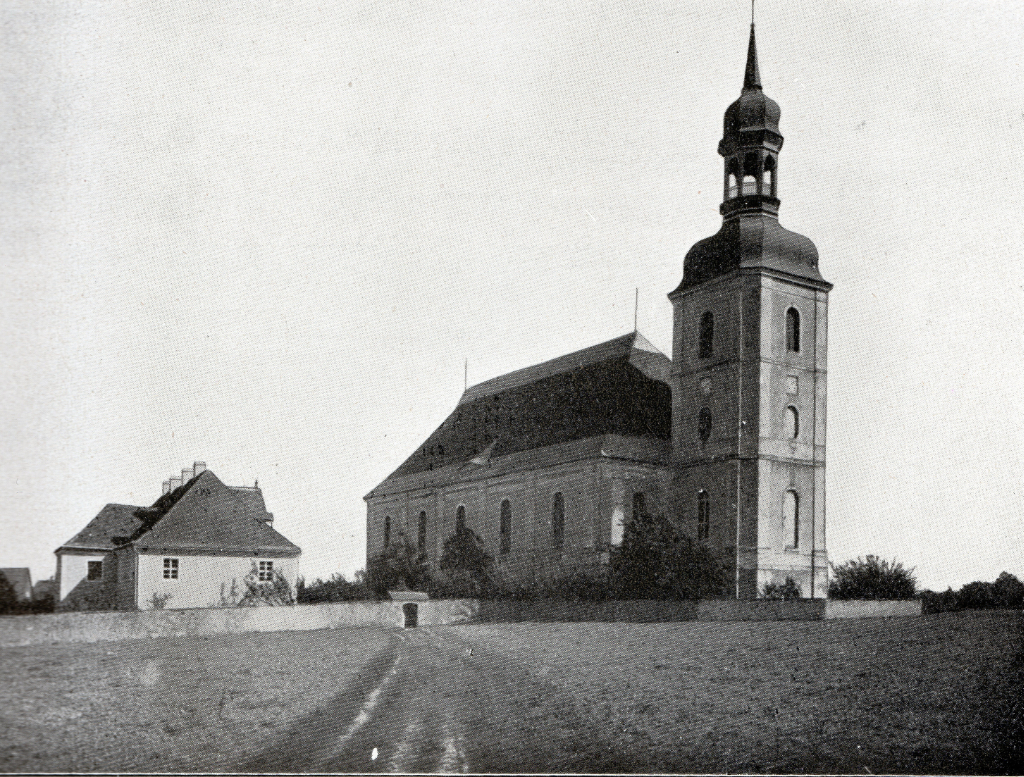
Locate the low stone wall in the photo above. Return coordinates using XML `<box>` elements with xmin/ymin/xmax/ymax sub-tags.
<box><xmin>0</xmin><ymin>599</ymin><xmax>479</xmax><ymax>647</ymax></box>
<box><xmin>696</xmin><ymin>599</ymin><xmax>826</xmax><ymax>621</ymax></box>
<box><xmin>823</xmin><ymin>599</ymin><xmax>922</xmax><ymax>619</ymax></box>
<box><xmin>476</xmin><ymin>599</ymin><xmax>699</xmax><ymax>622</ymax></box>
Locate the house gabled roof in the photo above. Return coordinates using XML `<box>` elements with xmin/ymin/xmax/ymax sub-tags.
<box><xmin>57</xmin><ymin>503</ymin><xmax>146</xmax><ymax>552</ymax></box>
<box><xmin>56</xmin><ymin>470</ymin><xmax>299</xmax><ymax>557</ymax></box>
<box><xmin>373</xmin><ymin>332</ymin><xmax>672</xmax><ymax>489</ymax></box>
<box><xmin>129</xmin><ymin>470</ymin><xmax>299</xmax><ymax>555</ymax></box>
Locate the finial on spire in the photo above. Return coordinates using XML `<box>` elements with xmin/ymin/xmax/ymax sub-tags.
<box><xmin>743</xmin><ymin>20</ymin><xmax>761</xmax><ymax>90</ymax></box>
<box><xmin>751</xmin><ymin>0</ymin><xmax>755</xmax><ymax>25</ymax></box>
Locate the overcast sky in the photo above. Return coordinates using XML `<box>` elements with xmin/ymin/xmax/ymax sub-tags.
<box><xmin>2</xmin><ymin>0</ymin><xmax>1023</xmax><ymax>592</ymax></box>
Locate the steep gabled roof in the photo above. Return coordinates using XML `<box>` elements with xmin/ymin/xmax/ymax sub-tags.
<box><xmin>57</xmin><ymin>503</ymin><xmax>146</xmax><ymax>552</ymax></box>
<box><xmin>131</xmin><ymin>470</ymin><xmax>299</xmax><ymax>555</ymax></box>
<box><xmin>57</xmin><ymin>471</ymin><xmax>299</xmax><ymax>557</ymax></box>
<box><xmin>376</xmin><ymin>332</ymin><xmax>672</xmax><ymax>485</ymax></box>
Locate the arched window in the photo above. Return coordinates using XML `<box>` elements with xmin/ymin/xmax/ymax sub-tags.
<box><xmin>697</xmin><ymin>490</ymin><xmax>710</xmax><ymax>540</ymax></box>
<box><xmin>698</xmin><ymin>311</ymin><xmax>714</xmax><ymax>359</ymax></box>
<box><xmin>726</xmin><ymin>159</ymin><xmax>740</xmax><ymax>199</ymax></box>
<box><xmin>742</xmin><ymin>152</ymin><xmax>759</xmax><ymax>195</ymax></box>
<box><xmin>417</xmin><ymin>511</ymin><xmax>427</xmax><ymax>553</ymax></box>
<box><xmin>786</xmin><ymin>308</ymin><xmax>800</xmax><ymax>352</ymax></box>
<box><xmin>383</xmin><ymin>516</ymin><xmax>391</xmax><ymax>549</ymax></box>
<box><xmin>551</xmin><ymin>492</ymin><xmax>564</xmax><ymax>549</ymax></box>
<box><xmin>698</xmin><ymin>407</ymin><xmax>712</xmax><ymax>443</ymax></box>
<box><xmin>763</xmin><ymin>156</ymin><xmax>776</xmax><ymax>197</ymax></box>
<box><xmin>783</xmin><ymin>490</ymin><xmax>799</xmax><ymax>549</ymax></box>
<box><xmin>632</xmin><ymin>492</ymin><xmax>646</xmax><ymax>523</ymax></box>
<box><xmin>500</xmin><ymin>500</ymin><xmax>512</xmax><ymax>555</ymax></box>
<box><xmin>456</xmin><ymin>505</ymin><xmax>466</xmax><ymax>534</ymax></box>
<box><xmin>785</xmin><ymin>406</ymin><xmax>799</xmax><ymax>439</ymax></box>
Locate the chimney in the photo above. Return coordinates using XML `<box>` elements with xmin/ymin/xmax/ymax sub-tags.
<box><xmin>169</xmin><ymin>476</ymin><xmax>182</xmax><ymax>490</ymax></box>
<box><xmin>193</xmin><ymin>461</ymin><xmax>207</xmax><ymax>477</ymax></box>
<box><xmin>162</xmin><ymin>480</ymin><xmax>171</xmax><ymax>495</ymax></box>
<box><xmin>181</xmin><ymin>467</ymin><xmax>193</xmax><ymax>484</ymax></box>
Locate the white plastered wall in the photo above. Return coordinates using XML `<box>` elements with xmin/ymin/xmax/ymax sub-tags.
<box><xmin>136</xmin><ymin>554</ymin><xmax>300</xmax><ymax>610</ymax></box>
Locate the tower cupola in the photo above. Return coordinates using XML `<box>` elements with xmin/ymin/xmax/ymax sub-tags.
<box><xmin>718</xmin><ymin>24</ymin><xmax>783</xmax><ymax>219</ymax></box>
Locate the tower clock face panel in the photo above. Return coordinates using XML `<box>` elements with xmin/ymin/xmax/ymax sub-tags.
<box><xmin>700</xmin><ymin>377</ymin><xmax>713</xmax><ymax>395</ymax></box>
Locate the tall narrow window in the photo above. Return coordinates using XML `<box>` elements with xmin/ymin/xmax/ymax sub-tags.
<box><xmin>697</xmin><ymin>490</ymin><xmax>710</xmax><ymax>540</ymax></box>
<box><xmin>417</xmin><ymin>511</ymin><xmax>427</xmax><ymax>554</ymax></box>
<box><xmin>783</xmin><ymin>491</ymin><xmax>799</xmax><ymax>549</ymax></box>
<box><xmin>500</xmin><ymin>500</ymin><xmax>512</xmax><ymax>555</ymax></box>
<box><xmin>698</xmin><ymin>311</ymin><xmax>714</xmax><ymax>359</ymax></box>
<box><xmin>383</xmin><ymin>516</ymin><xmax>391</xmax><ymax>549</ymax></box>
<box><xmin>698</xmin><ymin>407</ymin><xmax>712</xmax><ymax>443</ymax></box>
<box><xmin>456</xmin><ymin>505</ymin><xmax>466</xmax><ymax>533</ymax></box>
<box><xmin>551</xmin><ymin>492</ymin><xmax>564</xmax><ymax>549</ymax></box>
<box><xmin>763</xmin><ymin>156</ymin><xmax>776</xmax><ymax>197</ymax></box>
<box><xmin>786</xmin><ymin>308</ymin><xmax>801</xmax><ymax>352</ymax></box>
<box><xmin>632</xmin><ymin>492</ymin><xmax>646</xmax><ymax>522</ymax></box>
<box><xmin>785</xmin><ymin>406</ymin><xmax>799</xmax><ymax>439</ymax></box>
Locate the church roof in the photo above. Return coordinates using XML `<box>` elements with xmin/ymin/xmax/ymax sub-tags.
<box><xmin>376</xmin><ymin>332</ymin><xmax>672</xmax><ymax>484</ymax></box>
<box><xmin>675</xmin><ymin>214</ymin><xmax>829</xmax><ymax>293</ymax></box>
<box><xmin>56</xmin><ymin>471</ymin><xmax>299</xmax><ymax>556</ymax></box>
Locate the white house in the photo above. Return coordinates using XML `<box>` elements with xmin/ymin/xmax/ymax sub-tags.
<box><xmin>55</xmin><ymin>463</ymin><xmax>301</xmax><ymax>611</ymax></box>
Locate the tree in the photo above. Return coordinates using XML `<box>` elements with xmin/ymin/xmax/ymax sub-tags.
<box><xmin>365</xmin><ymin>539</ymin><xmax>431</xmax><ymax>598</ymax></box>
<box><xmin>762</xmin><ymin>577</ymin><xmax>802</xmax><ymax>600</ymax></box>
<box><xmin>610</xmin><ymin>512</ymin><xmax>728</xmax><ymax>600</ymax></box>
<box><xmin>0</xmin><ymin>573</ymin><xmax>19</xmax><ymax>615</ymax></box>
<box><xmin>993</xmin><ymin>572</ymin><xmax>1024</xmax><ymax>609</ymax></box>
<box><xmin>432</xmin><ymin>525</ymin><xmax>494</xmax><ymax>598</ymax></box>
<box><xmin>828</xmin><ymin>555</ymin><xmax>917</xmax><ymax>600</ymax></box>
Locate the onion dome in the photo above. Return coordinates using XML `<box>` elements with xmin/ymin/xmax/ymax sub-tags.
<box><xmin>719</xmin><ymin>25</ymin><xmax>782</xmax><ymax>156</ymax></box>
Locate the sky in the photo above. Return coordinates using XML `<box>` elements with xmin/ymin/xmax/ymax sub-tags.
<box><xmin>2</xmin><ymin>0</ymin><xmax>1023</xmax><ymax>592</ymax></box>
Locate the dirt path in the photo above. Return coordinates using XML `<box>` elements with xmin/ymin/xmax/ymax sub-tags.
<box><xmin>241</xmin><ymin>626</ymin><xmax>643</xmax><ymax>773</ymax></box>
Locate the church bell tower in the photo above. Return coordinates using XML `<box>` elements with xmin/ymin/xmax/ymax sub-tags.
<box><xmin>668</xmin><ymin>24</ymin><xmax>831</xmax><ymax>599</ymax></box>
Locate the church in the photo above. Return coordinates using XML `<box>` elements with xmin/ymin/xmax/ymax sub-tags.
<box><xmin>365</xmin><ymin>24</ymin><xmax>831</xmax><ymax>599</ymax></box>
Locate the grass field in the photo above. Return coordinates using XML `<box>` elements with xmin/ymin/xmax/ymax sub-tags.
<box><xmin>455</xmin><ymin>610</ymin><xmax>1024</xmax><ymax>774</ymax></box>
<box><xmin>0</xmin><ymin>610</ymin><xmax>1021</xmax><ymax>773</ymax></box>
<box><xmin>0</xmin><ymin>627</ymin><xmax>393</xmax><ymax>773</ymax></box>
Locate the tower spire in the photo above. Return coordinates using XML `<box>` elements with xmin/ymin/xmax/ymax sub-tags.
<box><xmin>743</xmin><ymin>23</ymin><xmax>761</xmax><ymax>91</ymax></box>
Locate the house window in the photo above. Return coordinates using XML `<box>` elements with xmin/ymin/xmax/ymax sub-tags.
<box><xmin>417</xmin><ymin>511</ymin><xmax>427</xmax><ymax>554</ymax></box>
<box><xmin>697</xmin><ymin>490</ymin><xmax>710</xmax><ymax>540</ymax></box>
<box><xmin>698</xmin><ymin>407</ymin><xmax>712</xmax><ymax>443</ymax></box>
<box><xmin>383</xmin><ymin>516</ymin><xmax>391</xmax><ymax>549</ymax></box>
<box><xmin>500</xmin><ymin>499</ymin><xmax>512</xmax><ymax>555</ymax></box>
<box><xmin>87</xmin><ymin>560</ymin><xmax>103</xmax><ymax>581</ymax></box>
<box><xmin>163</xmin><ymin>558</ymin><xmax>179</xmax><ymax>580</ymax></box>
<box><xmin>785</xmin><ymin>406</ymin><xmax>799</xmax><ymax>439</ymax></box>
<box><xmin>632</xmin><ymin>492</ymin><xmax>646</xmax><ymax>522</ymax></box>
<box><xmin>456</xmin><ymin>505</ymin><xmax>466</xmax><ymax>533</ymax></box>
<box><xmin>698</xmin><ymin>311</ymin><xmax>714</xmax><ymax>359</ymax></box>
<box><xmin>786</xmin><ymin>308</ymin><xmax>801</xmax><ymax>352</ymax></box>
<box><xmin>258</xmin><ymin>560</ymin><xmax>274</xmax><ymax>582</ymax></box>
<box><xmin>551</xmin><ymin>492</ymin><xmax>564</xmax><ymax>549</ymax></box>
<box><xmin>783</xmin><ymin>491</ymin><xmax>799</xmax><ymax>549</ymax></box>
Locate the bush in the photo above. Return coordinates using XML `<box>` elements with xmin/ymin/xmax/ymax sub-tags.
<box><xmin>0</xmin><ymin>574</ymin><xmax>19</xmax><ymax>615</ymax></box>
<box><xmin>610</xmin><ymin>512</ymin><xmax>728</xmax><ymax>600</ymax></box>
<box><xmin>365</xmin><ymin>539</ymin><xmax>431</xmax><ymax>598</ymax></box>
<box><xmin>828</xmin><ymin>555</ymin><xmax>917</xmax><ymax>600</ymax></box>
<box><xmin>297</xmin><ymin>572</ymin><xmax>370</xmax><ymax>603</ymax></box>
<box><xmin>762</xmin><ymin>577</ymin><xmax>802</xmax><ymax>600</ymax></box>
<box><xmin>238</xmin><ymin>565</ymin><xmax>295</xmax><ymax>606</ymax></box>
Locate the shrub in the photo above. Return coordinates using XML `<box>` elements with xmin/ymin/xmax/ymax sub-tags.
<box><xmin>365</xmin><ymin>539</ymin><xmax>431</xmax><ymax>598</ymax></box>
<box><xmin>762</xmin><ymin>577</ymin><xmax>802</xmax><ymax>600</ymax></box>
<box><xmin>828</xmin><ymin>555</ymin><xmax>917</xmax><ymax>600</ymax></box>
<box><xmin>238</xmin><ymin>565</ymin><xmax>295</xmax><ymax>606</ymax></box>
<box><xmin>0</xmin><ymin>574</ymin><xmax>19</xmax><ymax>615</ymax></box>
<box><xmin>993</xmin><ymin>572</ymin><xmax>1024</xmax><ymax>609</ymax></box>
<box><xmin>297</xmin><ymin>572</ymin><xmax>370</xmax><ymax>603</ymax></box>
<box><xmin>610</xmin><ymin>512</ymin><xmax>728</xmax><ymax>600</ymax></box>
